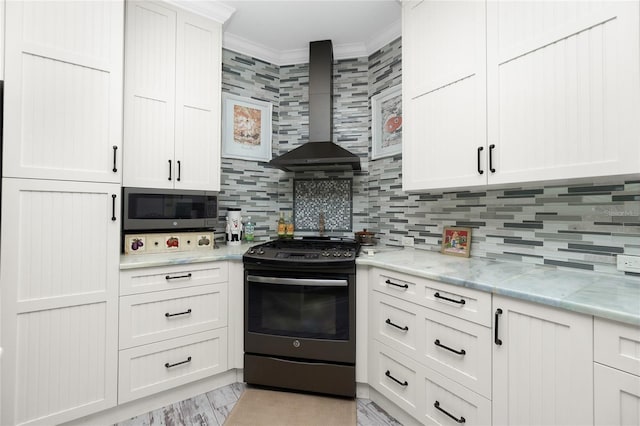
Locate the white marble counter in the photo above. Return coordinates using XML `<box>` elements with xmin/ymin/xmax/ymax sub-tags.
<box><xmin>120</xmin><ymin>243</ymin><xmax>640</xmax><ymax>326</ymax></box>
<box><xmin>358</xmin><ymin>247</ymin><xmax>640</xmax><ymax>326</ymax></box>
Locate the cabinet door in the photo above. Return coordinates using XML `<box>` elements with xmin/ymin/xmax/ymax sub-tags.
<box><xmin>402</xmin><ymin>0</ymin><xmax>487</xmax><ymax>192</ymax></box>
<box><xmin>174</xmin><ymin>12</ymin><xmax>222</xmax><ymax>191</ymax></box>
<box><xmin>492</xmin><ymin>295</ymin><xmax>593</xmax><ymax>426</ymax></box>
<box><xmin>487</xmin><ymin>1</ymin><xmax>640</xmax><ymax>185</ymax></box>
<box><xmin>123</xmin><ymin>1</ymin><xmax>176</xmax><ymax>189</ymax></box>
<box><xmin>595</xmin><ymin>363</ymin><xmax>640</xmax><ymax>425</ymax></box>
<box><xmin>3</xmin><ymin>0</ymin><xmax>123</xmax><ymax>183</ymax></box>
<box><xmin>0</xmin><ymin>178</ymin><xmax>120</xmax><ymax>425</ymax></box>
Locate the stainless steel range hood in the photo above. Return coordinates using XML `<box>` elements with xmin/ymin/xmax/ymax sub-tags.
<box><xmin>269</xmin><ymin>40</ymin><xmax>361</xmax><ymax>172</ymax></box>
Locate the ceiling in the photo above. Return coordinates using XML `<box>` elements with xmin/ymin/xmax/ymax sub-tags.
<box><xmin>184</xmin><ymin>0</ymin><xmax>402</xmax><ymax>65</ymax></box>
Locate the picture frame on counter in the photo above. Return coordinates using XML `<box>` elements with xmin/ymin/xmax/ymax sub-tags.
<box><xmin>441</xmin><ymin>226</ymin><xmax>471</xmax><ymax>258</ymax></box>
<box><xmin>371</xmin><ymin>84</ymin><xmax>402</xmax><ymax>160</ymax></box>
<box><xmin>222</xmin><ymin>93</ymin><xmax>272</xmax><ymax>162</ymax></box>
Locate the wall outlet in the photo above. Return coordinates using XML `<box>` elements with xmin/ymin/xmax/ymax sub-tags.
<box><xmin>617</xmin><ymin>254</ymin><xmax>640</xmax><ymax>273</ymax></box>
<box><xmin>402</xmin><ymin>236</ymin><xmax>414</xmax><ymax>247</ymax></box>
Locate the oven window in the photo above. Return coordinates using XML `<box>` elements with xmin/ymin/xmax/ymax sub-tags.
<box><xmin>247</xmin><ymin>280</ymin><xmax>349</xmax><ymax>340</ymax></box>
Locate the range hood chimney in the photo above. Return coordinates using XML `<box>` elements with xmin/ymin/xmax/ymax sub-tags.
<box><xmin>269</xmin><ymin>40</ymin><xmax>361</xmax><ymax>172</ymax></box>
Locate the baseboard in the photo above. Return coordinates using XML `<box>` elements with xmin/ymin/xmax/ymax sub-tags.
<box><xmin>61</xmin><ymin>369</ymin><xmax>239</xmax><ymax>426</ymax></box>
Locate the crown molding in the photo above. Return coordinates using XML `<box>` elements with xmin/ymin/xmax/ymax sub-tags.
<box><xmin>223</xmin><ymin>22</ymin><xmax>400</xmax><ymax>66</ymax></box>
<box><xmin>167</xmin><ymin>0</ymin><xmax>236</xmax><ymax>23</ymax></box>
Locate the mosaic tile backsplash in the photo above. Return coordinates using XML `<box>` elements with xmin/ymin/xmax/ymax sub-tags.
<box><xmin>217</xmin><ymin>40</ymin><xmax>638</xmax><ymax>278</ymax></box>
<box><xmin>294</xmin><ymin>179</ymin><xmax>352</xmax><ymax>231</ymax></box>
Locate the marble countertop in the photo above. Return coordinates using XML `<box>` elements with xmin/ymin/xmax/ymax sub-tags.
<box><xmin>358</xmin><ymin>247</ymin><xmax>640</xmax><ymax>326</ymax></box>
<box><xmin>120</xmin><ymin>243</ymin><xmax>640</xmax><ymax>326</ymax></box>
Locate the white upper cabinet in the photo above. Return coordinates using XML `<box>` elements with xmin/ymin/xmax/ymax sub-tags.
<box><xmin>403</xmin><ymin>0</ymin><xmax>640</xmax><ymax>192</ymax></box>
<box><xmin>123</xmin><ymin>1</ymin><xmax>222</xmax><ymax>191</ymax></box>
<box><xmin>2</xmin><ymin>1</ymin><xmax>124</xmax><ymax>183</ymax></box>
<box><xmin>402</xmin><ymin>0</ymin><xmax>487</xmax><ymax>191</ymax></box>
<box><xmin>487</xmin><ymin>0</ymin><xmax>640</xmax><ymax>185</ymax></box>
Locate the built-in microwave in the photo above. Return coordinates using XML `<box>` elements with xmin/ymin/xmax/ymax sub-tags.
<box><xmin>122</xmin><ymin>187</ymin><xmax>218</xmax><ymax>232</ymax></box>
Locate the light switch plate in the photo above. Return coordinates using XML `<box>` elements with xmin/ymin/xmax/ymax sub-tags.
<box><xmin>617</xmin><ymin>254</ymin><xmax>640</xmax><ymax>273</ymax></box>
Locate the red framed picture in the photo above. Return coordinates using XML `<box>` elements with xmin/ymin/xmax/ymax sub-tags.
<box><xmin>441</xmin><ymin>227</ymin><xmax>471</xmax><ymax>258</ymax></box>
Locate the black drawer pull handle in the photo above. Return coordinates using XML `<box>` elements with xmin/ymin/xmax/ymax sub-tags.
<box><xmin>112</xmin><ymin>145</ymin><xmax>118</xmax><ymax>173</ymax></box>
<box><xmin>177</xmin><ymin>160</ymin><xmax>181</xmax><ymax>181</ymax></box>
<box><xmin>434</xmin><ymin>339</ymin><xmax>466</xmax><ymax>355</ymax></box>
<box><xmin>111</xmin><ymin>194</ymin><xmax>116</xmax><ymax>221</ymax></box>
<box><xmin>165</xmin><ymin>308</ymin><xmax>192</xmax><ymax>318</ymax></box>
<box><xmin>165</xmin><ymin>356</ymin><xmax>192</xmax><ymax>369</ymax></box>
<box><xmin>168</xmin><ymin>159</ymin><xmax>172</xmax><ymax>181</ymax></box>
<box><xmin>385</xmin><ymin>318</ymin><xmax>409</xmax><ymax>331</ymax></box>
<box><xmin>434</xmin><ymin>401</ymin><xmax>466</xmax><ymax>423</ymax></box>
<box><xmin>434</xmin><ymin>292</ymin><xmax>465</xmax><ymax>305</ymax></box>
<box><xmin>385</xmin><ymin>370</ymin><xmax>408</xmax><ymax>387</ymax></box>
<box><xmin>165</xmin><ymin>273</ymin><xmax>192</xmax><ymax>280</ymax></box>
<box><xmin>489</xmin><ymin>144</ymin><xmax>496</xmax><ymax>173</ymax></box>
<box><xmin>477</xmin><ymin>146</ymin><xmax>484</xmax><ymax>175</ymax></box>
<box><xmin>385</xmin><ymin>279</ymin><xmax>408</xmax><ymax>290</ymax></box>
<box><xmin>495</xmin><ymin>308</ymin><xmax>503</xmax><ymax>345</ymax></box>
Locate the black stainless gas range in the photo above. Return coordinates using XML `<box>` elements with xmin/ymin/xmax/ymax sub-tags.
<box><xmin>243</xmin><ymin>237</ymin><xmax>360</xmax><ymax>397</ymax></box>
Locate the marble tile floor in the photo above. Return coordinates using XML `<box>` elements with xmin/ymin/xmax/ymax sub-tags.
<box><xmin>116</xmin><ymin>382</ymin><xmax>402</xmax><ymax>426</ymax></box>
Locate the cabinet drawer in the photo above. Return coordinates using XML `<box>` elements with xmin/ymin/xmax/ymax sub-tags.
<box><xmin>119</xmin><ymin>283</ymin><xmax>228</xmax><ymax>349</ymax></box>
<box><xmin>422</xmin><ymin>308</ymin><xmax>492</xmax><ymax>398</ymax></box>
<box><xmin>120</xmin><ymin>262</ymin><xmax>228</xmax><ymax>295</ymax></box>
<box><xmin>594</xmin><ymin>363</ymin><xmax>640</xmax><ymax>425</ymax></box>
<box><xmin>372</xmin><ymin>268</ymin><xmax>491</xmax><ymax>326</ymax></box>
<box><xmin>371</xmin><ymin>291</ymin><xmax>420</xmax><ymax>357</ymax></box>
<box><xmin>118</xmin><ymin>329</ymin><xmax>228</xmax><ymax>403</ymax></box>
<box><xmin>594</xmin><ymin>317</ymin><xmax>640</xmax><ymax>376</ymax></box>
<box><xmin>421</xmin><ymin>365</ymin><xmax>492</xmax><ymax>426</ymax></box>
<box><xmin>369</xmin><ymin>340</ymin><xmax>420</xmax><ymax>418</ymax></box>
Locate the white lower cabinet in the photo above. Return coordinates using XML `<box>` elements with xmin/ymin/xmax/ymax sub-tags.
<box><xmin>492</xmin><ymin>295</ymin><xmax>593</xmax><ymax>426</ymax></box>
<box><xmin>118</xmin><ymin>328</ymin><xmax>228</xmax><ymax>403</ymax></box>
<box><xmin>369</xmin><ymin>269</ymin><xmax>492</xmax><ymax>425</ymax></box>
<box><xmin>118</xmin><ymin>262</ymin><xmax>229</xmax><ymax>404</ymax></box>
<box><xmin>594</xmin><ymin>318</ymin><xmax>640</xmax><ymax>425</ymax></box>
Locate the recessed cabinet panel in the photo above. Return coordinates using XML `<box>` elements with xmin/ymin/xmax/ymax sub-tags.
<box><xmin>119</xmin><ymin>284</ymin><xmax>228</xmax><ymax>349</ymax></box>
<box><xmin>487</xmin><ymin>0</ymin><xmax>640</xmax><ymax>185</ymax></box>
<box><xmin>372</xmin><ymin>291</ymin><xmax>419</xmax><ymax>356</ymax></box>
<box><xmin>3</xmin><ymin>0</ymin><xmax>123</xmax><ymax>182</ymax></box>
<box><xmin>423</xmin><ymin>309</ymin><xmax>492</xmax><ymax>397</ymax></box>
<box><xmin>594</xmin><ymin>363</ymin><xmax>640</xmax><ymax>425</ymax></box>
<box><xmin>118</xmin><ymin>329</ymin><xmax>228</xmax><ymax>404</ymax></box>
<box><xmin>422</xmin><ymin>366</ymin><xmax>492</xmax><ymax>426</ymax></box>
<box><xmin>120</xmin><ymin>262</ymin><xmax>229</xmax><ymax>295</ymax></box>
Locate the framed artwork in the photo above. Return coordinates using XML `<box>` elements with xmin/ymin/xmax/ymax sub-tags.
<box><xmin>371</xmin><ymin>84</ymin><xmax>402</xmax><ymax>160</ymax></box>
<box><xmin>222</xmin><ymin>93</ymin><xmax>272</xmax><ymax>162</ymax></box>
<box><xmin>441</xmin><ymin>227</ymin><xmax>471</xmax><ymax>257</ymax></box>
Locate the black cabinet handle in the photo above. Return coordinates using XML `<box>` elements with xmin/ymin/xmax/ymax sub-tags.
<box><xmin>385</xmin><ymin>279</ymin><xmax>408</xmax><ymax>290</ymax></box>
<box><xmin>434</xmin><ymin>401</ymin><xmax>466</xmax><ymax>424</ymax></box>
<box><xmin>111</xmin><ymin>194</ymin><xmax>116</xmax><ymax>221</ymax></box>
<box><xmin>477</xmin><ymin>146</ymin><xmax>484</xmax><ymax>175</ymax></box>
<box><xmin>495</xmin><ymin>308</ymin><xmax>503</xmax><ymax>345</ymax></box>
<box><xmin>434</xmin><ymin>292</ymin><xmax>465</xmax><ymax>305</ymax></box>
<box><xmin>434</xmin><ymin>339</ymin><xmax>466</xmax><ymax>355</ymax></box>
<box><xmin>177</xmin><ymin>160</ymin><xmax>181</xmax><ymax>181</ymax></box>
<box><xmin>385</xmin><ymin>370</ymin><xmax>408</xmax><ymax>387</ymax></box>
<box><xmin>112</xmin><ymin>145</ymin><xmax>118</xmax><ymax>173</ymax></box>
<box><xmin>165</xmin><ymin>308</ymin><xmax>192</xmax><ymax>318</ymax></box>
<box><xmin>168</xmin><ymin>159</ymin><xmax>172</xmax><ymax>181</ymax></box>
<box><xmin>385</xmin><ymin>318</ymin><xmax>409</xmax><ymax>332</ymax></box>
<box><xmin>165</xmin><ymin>356</ymin><xmax>192</xmax><ymax>369</ymax></box>
<box><xmin>489</xmin><ymin>144</ymin><xmax>496</xmax><ymax>173</ymax></box>
<box><xmin>165</xmin><ymin>273</ymin><xmax>192</xmax><ymax>280</ymax></box>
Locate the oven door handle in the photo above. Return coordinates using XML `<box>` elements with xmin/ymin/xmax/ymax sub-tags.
<box><xmin>247</xmin><ymin>275</ymin><xmax>348</xmax><ymax>287</ymax></box>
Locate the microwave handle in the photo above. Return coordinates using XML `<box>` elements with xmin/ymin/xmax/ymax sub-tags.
<box><xmin>247</xmin><ymin>275</ymin><xmax>348</xmax><ymax>287</ymax></box>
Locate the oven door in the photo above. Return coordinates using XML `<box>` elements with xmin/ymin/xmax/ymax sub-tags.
<box><xmin>245</xmin><ymin>272</ymin><xmax>355</xmax><ymax>364</ymax></box>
